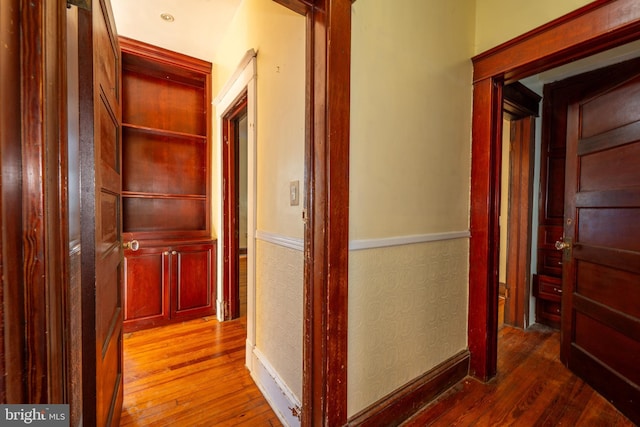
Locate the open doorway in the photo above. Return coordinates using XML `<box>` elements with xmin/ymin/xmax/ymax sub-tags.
<box><xmin>498</xmin><ymin>82</ymin><xmax>540</xmax><ymax>330</ymax></box>
<box><xmin>222</xmin><ymin>93</ymin><xmax>248</xmax><ymax>320</ymax></box>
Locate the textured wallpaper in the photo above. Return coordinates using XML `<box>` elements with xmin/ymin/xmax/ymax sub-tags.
<box><xmin>255</xmin><ymin>239</ymin><xmax>304</xmax><ymax>400</ymax></box>
<box><xmin>347</xmin><ymin>238</ymin><xmax>469</xmax><ymax>416</ymax></box>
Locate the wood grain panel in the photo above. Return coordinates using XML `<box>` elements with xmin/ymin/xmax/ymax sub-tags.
<box><xmin>122</xmin><ymin>198</ymin><xmax>206</xmax><ymax>232</ymax></box>
<box><xmin>122</xmin><ymin>128</ymin><xmax>206</xmax><ymax>195</ymax></box>
<box><xmin>578</xmin><ymin>208</ymin><xmax>640</xmax><ymax>251</ymax></box>
<box><xmin>124</xmin><ymin>249</ymin><xmax>167</xmax><ymax>321</ymax></box>
<box><xmin>580</xmin><ymin>75</ymin><xmax>640</xmax><ymax>138</ymax></box>
<box><xmin>122</xmin><ymin>71</ymin><xmax>205</xmax><ymax>135</ymax></box>
<box><xmin>581</xmin><ymin>140</ymin><xmax>640</xmax><ymax>191</ymax></box>
<box><xmin>574</xmin><ymin>313</ymin><xmax>640</xmax><ymax>386</ymax></box>
<box><xmin>577</xmin><ymin>261</ymin><xmax>640</xmax><ymax>319</ymax></box>
<box><xmin>174</xmin><ymin>247</ymin><xmax>212</xmax><ymax>313</ymax></box>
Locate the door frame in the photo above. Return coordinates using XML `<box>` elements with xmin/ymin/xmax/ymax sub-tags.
<box><xmin>273</xmin><ymin>1</ymin><xmax>351</xmax><ymax>425</ymax></box>
<box><xmin>215</xmin><ymin>50</ymin><xmax>257</xmax><ymax>370</ymax></box>
<box><xmin>222</xmin><ymin>93</ymin><xmax>248</xmax><ymax>321</ymax></box>
<box><xmin>501</xmin><ymin>83</ymin><xmax>540</xmax><ymax>328</ymax></box>
<box><xmin>470</xmin><ymin>0</ymin><xmax>640</xmax><ymax>380</ymax></box>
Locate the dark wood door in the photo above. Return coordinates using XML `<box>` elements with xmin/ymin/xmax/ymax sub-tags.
<box><xmin>561</xmin><ymin>69</ymin><xmax>640</xmax><ymax>425</ymax></box>
<box><xmin>78</xmin><ymin>0</ymin><xmax>123</xmax><ymax>425</ymax></box>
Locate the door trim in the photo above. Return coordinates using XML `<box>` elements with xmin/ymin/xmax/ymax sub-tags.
<box><xmin>222</xmin><ymin>94</ymin><xmax>248</xmax><ymax>321</ymax></box>
<box><xmin>470</xmin><ymin>0</ymin><xmax>640</xmax><ymax>380</ymax></box>
<box><xmin>215</xmin><ymin>51</ymin><xmax>257</xmax><ymax>369</ymax></box>
<box><xmin>273</xmin><ymin>1</ymin><xmax>351</xmax><ymax>425</ymax></box>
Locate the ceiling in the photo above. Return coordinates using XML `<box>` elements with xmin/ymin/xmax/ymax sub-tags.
<box><xmin>110</xmin><ymin>0</ymin><xmax>243</xmax><ymax>61</ymax></box>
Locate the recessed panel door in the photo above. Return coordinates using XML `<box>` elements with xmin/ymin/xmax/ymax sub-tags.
<box><xmin>562</xmin><ymin>69</ymin><xmax>640</xmax><ymax>425</ymax></box>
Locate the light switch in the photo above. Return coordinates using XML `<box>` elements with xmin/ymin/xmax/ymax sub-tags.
<box><xmin>290</xmin><ymin>180</ymin><xmax>299</xmax><ymax>206</ymax></box>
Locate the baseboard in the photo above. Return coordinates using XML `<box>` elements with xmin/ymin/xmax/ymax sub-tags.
<box><xmin>348</xmin><ymin>350</ymin><xmax>470</xmax><ymax>426</ymax></box>
<box><xmin>251</xmin><ymin>348</ymin><xmax>302</xmax><ymax>427</ymax></box>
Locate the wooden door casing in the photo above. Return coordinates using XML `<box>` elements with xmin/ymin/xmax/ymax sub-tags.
<box><xmin>562</xmin><ymin>66</ymin><xmax>640</xmax><ymax>424</ymax></box>
<box><xmin>78</xmin><ymin>0</ymin><xmax>123</xmax><ymax>425</ymax></box>
<box><xmin>222</xmin><ymin>95</ymin><xmax>248</xmax><ymax>321</ymax></box>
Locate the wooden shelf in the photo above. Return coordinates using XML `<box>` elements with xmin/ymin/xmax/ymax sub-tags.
<box><xmin>122</xmin><ymin>123</ymin><xmax>206</xmax><ymax>141</ymax></box>
<box><xmin>122</xmin><ymin>192</ymin><xmax>206</xmax><ymax>200</ymax></box>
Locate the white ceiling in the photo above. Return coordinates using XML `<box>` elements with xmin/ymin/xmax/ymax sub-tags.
<box><xmin>110</xmin><ymin>0</ymin><xmax>242</xmax><ymax>61</ymax></box>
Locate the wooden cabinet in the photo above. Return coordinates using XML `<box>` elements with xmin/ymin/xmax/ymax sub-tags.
<box><xmin>124</xmin><ymin>242</ymin><xmax>215</xmax><ymax>331</ymax></box>
<box><xmin>120</xmin><ymin>37</ymin><xmax>215</xmax><ymax>331</ymax></box>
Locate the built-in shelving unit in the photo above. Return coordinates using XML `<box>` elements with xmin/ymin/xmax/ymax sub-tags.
<box><xmin>120</xmin><ymin>37</ymin><xmax>216</xmax><ymax>331</ymax></box>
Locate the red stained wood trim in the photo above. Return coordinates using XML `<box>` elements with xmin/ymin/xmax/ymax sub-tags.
<box><xmin>347</xmin><ymin>351</ymin><xmax>470</xmax><ymax>427</ymax></box>
<box><xmin>470</xmin><ymin>0</ymin><xmax>640</xmax><ymax>382</ymax></box>
<box><xmin>119</xmin><ymin>36</ymin><xmax>212</xmax><ymax>74</ymax></box>
<box><xmin>0</xmin><ymin>0</ymin><xmax>24</xmax><ymax>403</ymax></box>
<box><xmin>222</xmin><ymin>96</ymin><xmax>247</xmax><ymax>320</ymax></box>
<box><xmin>20</xmin><ymin>0</ymin><xmax>67</xmax><ymax>404</ymax></box>
<box><xmin>473</xmin><ymin>0</ymin><xmax>640</xmax><ymax>83</ymax></box>
<box><xmin>469</xmin><ymin>78</ymin><xmax>501</xmax><ymax>380</ymax></box>
<box><xmin>274</xmin><ymin>0</ymin><xmax>351</xmax><ymax>425</ymax></box>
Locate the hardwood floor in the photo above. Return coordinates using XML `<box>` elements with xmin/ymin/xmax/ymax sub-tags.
<box><xmin>120</xmin><ymin>316</ymin><xmax>282</xmax><ymax>426</ymax></box>
<box><xmin>402</xmin><ymin>324</ymin><xmax>635</xmax><ymax>426</ymax></box>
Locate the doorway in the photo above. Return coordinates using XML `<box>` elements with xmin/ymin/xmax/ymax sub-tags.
<box><xmin>498</xmin><ymin>82</ymin><xmax>540</xmax><ymax>330</ymax></box>
<box><xmin>222</xmin><ymin>93</ymin><xmax>248</xmax><ymax>321</ymax></box>
<box><xmin>469</xmin><ymin>1</ymin><xmax>640</xmax><ymax>382</ymax></box>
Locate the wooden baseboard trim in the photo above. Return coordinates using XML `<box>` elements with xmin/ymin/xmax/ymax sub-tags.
<box><xmin>348</xmin><ymin>350</ymin><xmax>470</xmax><ymax>426</ymax></box>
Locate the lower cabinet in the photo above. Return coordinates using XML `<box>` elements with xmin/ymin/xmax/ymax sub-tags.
<box><xmin>124</xmin><ymin>240</ymin><xmax>216</xmax><ymax>332</ymax></box>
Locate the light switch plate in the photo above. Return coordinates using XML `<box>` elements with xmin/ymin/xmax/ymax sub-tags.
<box><xmin>290</xmin><ymin>180</ymin><xmax>299</xmax><ymax>206</ymax></box>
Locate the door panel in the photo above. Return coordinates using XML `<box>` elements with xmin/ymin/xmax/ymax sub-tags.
<box><xmin>563</xmin><ymin>69</ymin><xmax>640</xmax><ymax>425</ymax></box>
<box><xmin>124</xmin><ymin>247</ymin><xmax>169</xmax><ymax>323</ymax></box>
<box><xmin>79</xmin><ymin>0</ymin><xmax>122</xmax><ymax>425</ymax></box>
<box><xmin>172</xmin><ymin>244</ymin><xmax>214</xmax><ymax>317</ymax></box>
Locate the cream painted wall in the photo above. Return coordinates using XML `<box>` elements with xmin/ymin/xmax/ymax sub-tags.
<box><xmin>349</xmin><ymin>0</ymin><xmax>475</xmax><ymax>416</ymax></box>
<box><xmin>350</xmin><ymin>0</ymin><xmax>474</xmax><ymax>240</ymax></box>
<box><xmin>213</xmin><ymin>0</ymin><xmax>305</xmax><ymax>406</ymax></box>
<box><xmin>215</xmin><ymin>0</ymin><xmax>305</xmax><ymax>239</ymax></box>
<box><xmin>475</xmin><ymin>0</ymin><xmax>593</xmax><ymax>54</ymax></box>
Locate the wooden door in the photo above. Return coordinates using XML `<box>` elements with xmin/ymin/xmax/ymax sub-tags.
<box><xmin>562</xmin><ymin>69</ymin><xmax>640</xmax><ymax>425</ymax></box>
<box><xmin>78</xmin><ymin>0</ymin><xmax>123</xmax><ymax>425</ymax></box>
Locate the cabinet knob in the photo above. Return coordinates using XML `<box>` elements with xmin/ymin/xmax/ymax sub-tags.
<box><xmin>163</xmin><ymin>251</ymin><xmax>169</xmax><ymax>256</ymax></box>
<box><xmin>123</xmin><ymin>240</ymin><xmax>140</xmax><ymax>251</ymax></box>
<box><xmin>171</xmin><ymin>251</ymin><xmax>177</xmax><ymax>255</ymax></box>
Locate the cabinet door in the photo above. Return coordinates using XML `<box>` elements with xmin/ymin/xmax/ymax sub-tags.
<box><xmin>124</xmin><ymin>246</ymin><xmax>170</xmax><ymax>330</ymax></box>
<box><xmin>171</xmin><ymin>243</ymin><xmax>215</xmax><ymax>318</ymax></box>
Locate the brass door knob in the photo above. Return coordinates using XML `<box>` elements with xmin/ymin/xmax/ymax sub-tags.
<box><xmin>123</xmin><ymin>240</ymin><xmax>140</xmax><ymax>251</ymax></box>
<box><xmin>555</xmin><ymin>239</ymin><xmax>571</xmax><ymax>251</ymax></box>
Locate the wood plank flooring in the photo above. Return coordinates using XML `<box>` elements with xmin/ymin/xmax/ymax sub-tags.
<box><xmin>120</xmin><ymin>316</ymin><xmax>282</xmax><ymax>426</ymax></box>
<box><xmin>402</xmin><ymin>324</ymin><xmax>635</xmax><ymax>426</ymax></box>
<box><xmin>121</xmin><ymin>311</ymin><xmax>634</xmax><ymax>426</ymax></box>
